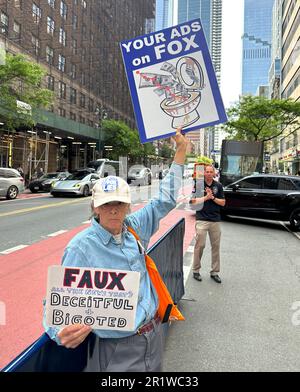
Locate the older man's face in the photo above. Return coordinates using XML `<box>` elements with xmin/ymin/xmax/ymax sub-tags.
<box><xmin>95</xmin><ymin>202</ymin><xmax>130</xmax><ymax>235</ymax></box>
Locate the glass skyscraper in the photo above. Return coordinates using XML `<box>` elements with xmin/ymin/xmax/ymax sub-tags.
<box><xmin>242</xmin><ymin>0</ymin><xmax>275</xmax><ymax>95</ymax></box>
<box><xmin>155</xmin><ymin>0</ymin><xmax>174</xmax><ymax>30</ymax></box>
<box><xmin>177</xmin><ymin>0</ymin><xmax>212</xmax><ymax>48</ymax></box>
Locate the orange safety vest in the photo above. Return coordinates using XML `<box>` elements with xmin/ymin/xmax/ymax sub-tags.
<box><xmin>127</xmin><ymin>227</ymin><xmax>185</xmax><ymax>323</ymax></box>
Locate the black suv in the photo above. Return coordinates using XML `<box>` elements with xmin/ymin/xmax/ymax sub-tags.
<box><xmin>222</xmin><ymin>174</ymin><xmax>300</xmax><ymax>231</ymax></box>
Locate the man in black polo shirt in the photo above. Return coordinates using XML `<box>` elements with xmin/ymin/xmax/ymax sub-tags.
<box><xmin>191</xmin><ymin>165</ymin><xmax>225</xmax><ymax>283</ymax></box>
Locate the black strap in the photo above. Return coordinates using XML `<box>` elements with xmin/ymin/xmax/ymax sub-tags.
<box><xmin>161</xmin><ymin>303</ymin><xmax>173</xmax><ymax>323</ymax></box>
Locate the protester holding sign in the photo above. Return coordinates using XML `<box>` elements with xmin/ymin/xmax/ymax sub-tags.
<box><xmin>43</xmin><ymin>128</ymin><xmax>188</xmax><ymax>372</ymax></box>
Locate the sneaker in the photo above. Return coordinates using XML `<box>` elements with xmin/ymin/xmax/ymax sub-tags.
<box><xmin>193</xmin><ymin>272</ymin><xmax>202</xmax><ymax>281</ymax></box>
<box><xmin>210</xmin><ymin>274</ymin><xmax>222</xmax><ymax>284</ymax></box>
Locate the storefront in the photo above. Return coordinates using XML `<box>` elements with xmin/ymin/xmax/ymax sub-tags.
<box><xmin>278</xmin><ymin>148</ymin><xmax>300</xmax><ymax>175</ymax></box>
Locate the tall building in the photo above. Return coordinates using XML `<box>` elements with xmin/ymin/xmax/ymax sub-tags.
<box><xmin>278</xmin><ymin>0</ymin><xmax>300</xmax><ymax>174</ymax></box>
<box><xmin>0</xmin><ymin>0</ymin><xmax>155</xmax><ymax>173</ymax></box>
<box><xmin>268</xmin><ymin>0</ymin><xmax>281</xmax><ymax>100</ymax></box>
<box><xmin>170</xmin><ymin>0</ymin><xmax>223</xmax><ymax>158</ymax></box>
<box><xmin>242</xmin><ymin>0</ymin><xmax>274</xmax><ymax>95</ymax></box>
<box><xmin>155</xmin><ymin>0</ymin><xmax>174</xmax><ymax>30</ymax></box>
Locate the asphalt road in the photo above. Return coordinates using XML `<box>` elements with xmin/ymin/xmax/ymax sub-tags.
<box><xmin>0</xmin><ymin>180</ymin><xmax>166</xmax><ymax>253</ymax></box>
<box><xmin>163</xmin><ymin>216</ymin><xmax>300</xmax><ymax>372</ymax></box>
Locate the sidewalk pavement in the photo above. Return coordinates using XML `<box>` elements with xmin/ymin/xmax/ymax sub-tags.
<box><xmin>163</xmin><ymin>217</ymin><xmax>300</xmax><ymax>372</ymax></box>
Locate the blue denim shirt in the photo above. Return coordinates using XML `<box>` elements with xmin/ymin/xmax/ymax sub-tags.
<box><xmin>43</xmin><ymin>162</ymin><xmax>183</xmax><ymax>342</ymax></box>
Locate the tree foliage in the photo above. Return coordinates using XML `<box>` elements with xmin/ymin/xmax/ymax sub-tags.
<box><xmin>160</xmin><ymin>142</ymin><xmax>174</xmax><ymax>159</ymax></box>
<box><xmin>102</xmin><ymin>119</ymin><xmax>155</xmax><ymax>161</ymax></box>
<box><xmin>224</xmin><ymin>95</ymin><xmax>300</xmax><ymax>142</ymax></box>
<box><xmin>0</xmin><ymin>53</ymin><xmax>53</xmax><ymax>130</ymax></box>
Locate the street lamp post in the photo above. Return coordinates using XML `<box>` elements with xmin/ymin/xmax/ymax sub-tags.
<box><xmin>95</xmin><ymin>105</ymin><xmax>107</xmax><ymax>158</ymax></box>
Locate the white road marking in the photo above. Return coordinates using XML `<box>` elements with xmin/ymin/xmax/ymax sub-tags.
<box><xmin>186</xmin><ymin>246</ymin><xmax>194</xmax><ymax>253</ymax></box>
<box><xmin>81</xmin><ymin>220</ymin><xmax>91</xmax><ymax>224</ymax></box>
<box><xmin>47</xmin><ymin>230</ymin><xmax>68</xmax><ymax>237</ymax></box>
<box><xmin>0</xmin><ymin>245</ymin><xmax>28</xmax><ymax>255</ymax></box>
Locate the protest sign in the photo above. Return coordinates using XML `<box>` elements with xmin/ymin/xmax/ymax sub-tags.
<box><xmin>45</xmin><ymin>266</ymin><xmax>140</xmax><ymax>331</ymax></box>
<box><xmin>120</xmin><ymin>18</ymin><xmax>227</xmax><ymax>143</ymax></box>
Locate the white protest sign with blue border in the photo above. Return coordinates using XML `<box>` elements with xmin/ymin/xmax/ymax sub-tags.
<box><xmin>120</xmin><ymin>19</ymin><xmax>227</xmax><ymax>143</ymax></box>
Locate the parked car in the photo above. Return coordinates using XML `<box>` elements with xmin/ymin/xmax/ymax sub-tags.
<box><xmin>127</xmin><ymin>166</ymin><xmax>152</xmax><ymax>185</ymax></box>
<box><xmin>28</xmin><ymin>171</ymin><xmax>70</xmax><ymax>193</ymax></box>
<box><xmin>0</xmin><ymin>167</ymin><xmax>25</xmax><ymax>199</ymax></box>
<box><xmin>50</xmin><ymin>169</ymin><xmax>100</xmax><ymax>197</ymax></box>
<box><xmin>222</xmin><ymin>174</ymin><xmax>300</xmax><ymax>231</ymax></box>
<box><xmin>87</xmin><ymin>159</ymin><xmax>123</xmax><ymax>177</ymax></box>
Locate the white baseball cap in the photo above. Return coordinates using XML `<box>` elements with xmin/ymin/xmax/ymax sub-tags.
<box><xmin>92</xmin><ymin>176</ymin><xmax>131</xmax><ymax>208</ymax></box>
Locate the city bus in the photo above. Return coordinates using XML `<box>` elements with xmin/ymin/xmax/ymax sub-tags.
<box><xmin>219</xmin><ymin>140</ymin><xmax>264</xmax><ymax>186</ymax></box>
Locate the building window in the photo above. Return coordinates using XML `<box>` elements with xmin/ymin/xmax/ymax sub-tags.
<box><xmin>47</xmin><ymin>75</ymin><xmax>55</xmax><ymax>91</ymax></box>
<box><xmin>79</xmin><ymin>115</ymin><xmax>85</xmax><ymax>124</ymax></box>
<box><xmin>0</xmin><ymin>12</ymin><xmax>9</xmax><ymax>35</ymax></box>
<box><xmin>48</xmin><ymin>0</ymin><xmax>55</xmax><ymax>8</ymax></box>
<box><xmin>71</xmin><ymin>38</ymin><xmax>77</xmax><ymax>54</ymax></box>
<box><xmin>70</xmin><ymin>112</ymin><xmax>76</xmax><ymax>121</ymax></box>
<box><xmin>59</xmin><ymin>107</ymin><xmax>66</xmax><ymax>117</ymax></box>
<box><xmin>58</xmin><ymin>81</ymin><xmax>66</xmax><ymax>99</ymax></box>
<box><xmin>58</xmin><ymin>54</ymin><xmax>65</xmax><ymax>72</ymax></box>
<box><xmin>80</xmin><ymin>93</ymin><xmax>85</xmax><ymax>108</ymax></box>
<box><xmin>70</xmin><ymin>63</ymin><xmax>76</xmax><ymax>79</ymax></box>
<box><xmin>59</xmin><ymin>28</ymin><xmax>66</xmax><ymax>46</ymax></box>
<box><xmin>88</xmin><ymin>98</ymin><xmax>94</xmax><ymax>113</ymax></box>
<box><xmin>81</xmin><ymin>72</ymin><xmax>86</xmax><ymax>85</ymax></box>
<box><xmin>31</xmin><ymin>34</ymin><xmax>40</xmax><ymax>55</ymax></box>
<box><xmin>47</xmin><ymin>16</ymin><xmax>55</xmax><ymax>35</ymax></box>
<box><xmin>14</xmin><ymin>0</ymin><xmax>22</xmax><ymax>8</ymax></box>
<box><xmin>70</xmin><ymin>87</ymin><xmax>77</xmax><ymax>104</ymax></box>
<box><xmin>32</xmin><ymin>3</ymin><xmax>41</xmax><ymax>23</ymax></box>
<box><xmin>60</xmin><ymin>1</ymin><xmax>67</xmax><ymax>19</ymax></box>
<box><xmin>72</xmin><ymin>13</ymin><xmax>77</xmax><ymax>29</ymax></box>
<box><xmin>13</xmin><ymin>21</ymin><xmax>21</xmax><ymax>38</ymax></box>
<box><xmin>46</xmin><ymin>46</ymin><xmax>54</xmax><ymax>64</ymax></box>
<box><xmin>81</xmin><ymin>47</ymin><xmax>86</xmax><ymax>60</ymax></box>
<box><xmin>82</xmin><ymin>24</ymin><xmax>87</xmax><ymax>38</ymax></box>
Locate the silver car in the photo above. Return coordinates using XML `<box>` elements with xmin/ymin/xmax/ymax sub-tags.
<box><xmin>0</xmin><ymin>167</ymin><xmax>25</xmax><ymax>199</ymax></box>
<box><xmin>127</xmin><ymin>166</ymin><xmax>152</xmax><ymax>186</ymax></box>
<box><xmin>51</xmin><ymin>169</ymin><xmax>100</xmax><ymax>197</ymax></box>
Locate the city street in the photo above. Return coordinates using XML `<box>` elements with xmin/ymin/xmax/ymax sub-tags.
<box><xmin>0</xmin><ymin>179</ymin><xmax>176</xmax><ymax>253</ymax></box>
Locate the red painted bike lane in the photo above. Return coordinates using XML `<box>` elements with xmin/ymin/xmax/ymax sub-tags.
<box><xmin>0</xmin><ymin>195</ymin><xmax>196</xmax><ymax>369</ymax></box>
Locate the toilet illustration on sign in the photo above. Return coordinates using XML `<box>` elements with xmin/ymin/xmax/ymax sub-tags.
<box><xmin>136</xmin><ymin>56</ymin><xmax>205</xmax><ymax>129</ymax></box>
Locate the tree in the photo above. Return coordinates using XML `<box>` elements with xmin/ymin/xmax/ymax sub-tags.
<box><xmin>224</xmin><ymin>95</ymin><xmax>300</xmax><ymax>142</ymax></box>
<box><xmin>160</xmin><ymin>143</ymin><xmax>174</xmax><ymax>159</ymax></box>
<box><xmin>101</xmin><ymin>119</ymin><xmax>143</xmax><ymax>161</ymax></box>
<box><xmin>0</xmin><ymin>53</ymin><xmax>53</xmax><ymax>130</ymax></box>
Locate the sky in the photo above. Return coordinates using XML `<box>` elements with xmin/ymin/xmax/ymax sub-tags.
<box><xmin>220</xmin><ymin>0</ymin><xmax>244</xmax><ymax>109</ymax></box>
